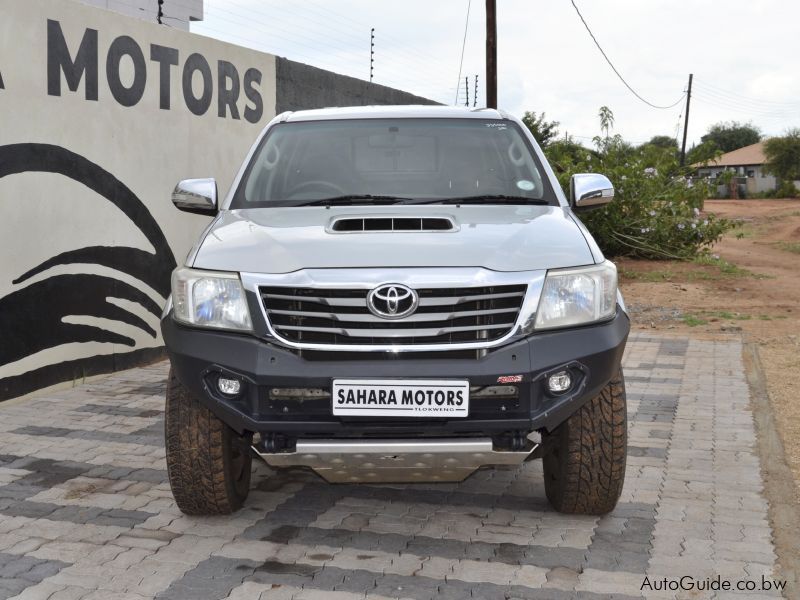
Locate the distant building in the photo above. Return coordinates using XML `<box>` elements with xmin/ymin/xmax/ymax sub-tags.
<box><xmin>693</xmin><ymin>142</ymin><xmax>776</xmax><ymax>196</ymax></box>
<box><xmin>77</xmin><ymin>0</ymin><xmax>203</xmax><ymax>30</ymax></box>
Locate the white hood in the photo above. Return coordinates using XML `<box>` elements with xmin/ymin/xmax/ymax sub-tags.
<box><xmin>191</xmin><ymin>205</ymin><xmax>595</xmax><ymax>273</ymax></box>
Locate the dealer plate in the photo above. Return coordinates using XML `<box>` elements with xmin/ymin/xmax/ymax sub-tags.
<box><xmin>332</xmin><ymin>379</ymin><xmax>469</xmax><ymax>417</ymax></box>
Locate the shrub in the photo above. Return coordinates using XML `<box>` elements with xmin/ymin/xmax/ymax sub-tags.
<box><xmin>776</xmin><ymin>181</ymin><xmax>799</xmax><ymax>198</ymax></box>
<box><xmin>544</xmin><ymin>109</ymin><xmax>733</xmax><ymax>260</ymax></box>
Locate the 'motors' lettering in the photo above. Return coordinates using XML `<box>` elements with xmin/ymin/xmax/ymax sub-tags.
<box><xmin>45</xmin><ymin>19</ymin><xmax>263</xmax><ymax>123</ymax></box>
<box><xmin>47</xmin><ymin>19</ymin><xmax>98</xmax><ymax>100</ymax></box>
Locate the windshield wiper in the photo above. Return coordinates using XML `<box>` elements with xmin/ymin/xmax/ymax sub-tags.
<box><xmin>410</xmin><ymin>195</ymin><xmax>550</xmax><ymax>205</ymax></box>
<box><xmin>296</xmin><ymin>195</ymin><xmax>412</xmax><ymax>207</ymax></box>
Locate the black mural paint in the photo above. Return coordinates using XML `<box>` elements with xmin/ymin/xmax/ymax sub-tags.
<box><xmin>106</xmin><ymin>35</ymin><xmax>147</xmax><ymax>107</ymax></box>
<box><xmin>182</xmin><ymin>53</ymin><xmax>213</xmax><ymax>116</ymax></box>
<box><xmin>243</xmin><ymin>67</ymin><xmax>263</xmax><ymax>124</ymax></box>
<box><xmin>0</xmin><ymin>274</ymin><xmax>159</xmax><ymax>366</ymax></box>
<box><xmin>217</xmin><ymin>60</ymin><xmax>240</xmax><ymax>120</ymax></box>
<box><xmin>0</xmin><ymin>143</ymin><xmax>178</xmax><ymax>400</ymax></box>
<box><xmin>0</xmin><ymin>143</ymin><xmax>176</xmax><ymax>297</ymax></box>
<box><xmin>0</xmin><ymin>347</ymin><xmax>165</xmax><ymax>402</ymax></box>
<box><xmin>150</xmin><ymin>44</ymin><xmax>179</xmax><ymax>110</ymax></box>
<box><xmin>13</xmin><ymin>247</ymin><xmax>173</xmax><ymax>298</ymax></box>
<box><xmin>47</xmin><ymin>19</ymin><xmax>98</xmax><ymax>101</ymax></box>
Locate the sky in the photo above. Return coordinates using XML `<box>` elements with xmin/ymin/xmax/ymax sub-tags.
<box><xmin>188</xmin><ymin>0</ymin><xmax>800</xmax><ymax>148</ymax></box>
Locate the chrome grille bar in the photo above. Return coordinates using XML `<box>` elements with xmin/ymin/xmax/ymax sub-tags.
<box><xmin>273</xmin><ymin>323</ymin><xmax>514</xmax><ymax>337</ymax></box>
<box><xmin>418</xmin><ymin>291</ymin><xmax>525</xmax><ymax>306</ymax></box>
<box><xmin>266</xmin><ymin>306</ymin><xmax>519</xmax><ymax>322</ymax></box>
<box><xmin>262</xmin><ymin>293</ymin><xmax>367</xmax><ymax>307</ymax></box>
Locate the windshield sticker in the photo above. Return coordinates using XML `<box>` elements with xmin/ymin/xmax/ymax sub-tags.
<box><xmin>516</xmin><ymin>180</ymin><xmax>535</xmax><ymax>191</ymax></box>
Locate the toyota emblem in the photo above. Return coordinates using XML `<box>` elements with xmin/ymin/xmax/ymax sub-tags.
<box><xmin>367</xmin><ymin>284</ymin><xmax>418</xmax><ymax>319</ymax></box>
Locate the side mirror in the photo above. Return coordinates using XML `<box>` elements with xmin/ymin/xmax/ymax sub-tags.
<box><xmin>569</xmin><ymin>173</ymin><xmax>614</xmax><ymax>210</ymax></box>
<box><xmin>172</xmin><ymin>178</ymin><xmax>218</xmax><ymax>215</ymax></box>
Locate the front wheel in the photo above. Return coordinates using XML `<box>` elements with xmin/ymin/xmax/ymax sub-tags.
<box><xmin>164</xmin><ymin>368</ymin><xmax>252</xmax><ymax>515</ymax></box>
<box><xmin>542</xmin><ymin>370</ymin><xmax>627</xmax><ymax>515</ymax></box>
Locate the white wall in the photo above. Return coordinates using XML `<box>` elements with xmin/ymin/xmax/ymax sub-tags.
<box><xmin>697</xmin><ymin>165</ymin><xmax>778</xmax><ymax>195</ymax></box>
<box><xmin>0</xmin><ymin>0</ymin><xmax>276</xmax><ymax>398</ymax></box>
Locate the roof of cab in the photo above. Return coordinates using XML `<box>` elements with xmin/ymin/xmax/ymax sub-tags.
<box><xmin>278</xmin><ymin>105</ymin><xmax>509</xmax><ymax>122</ymax></box>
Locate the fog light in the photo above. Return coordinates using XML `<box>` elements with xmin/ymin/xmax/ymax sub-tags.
<box><xmin>217</xmin><ymin>377</ymin><xmax>241</xmax><ymax>395</ymax></box>
<box><xmin>547</xmin><ymin>371</ymin><xmax>572</xmax><ymax>394</ymax></box>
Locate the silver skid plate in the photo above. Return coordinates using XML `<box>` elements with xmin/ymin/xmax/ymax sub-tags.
<box><xmin>254</xmin><ymin>438</ymin><xmax>536</xmax><ymax>483</ymax></box>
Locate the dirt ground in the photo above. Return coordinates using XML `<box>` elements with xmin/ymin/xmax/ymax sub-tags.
<box><xmin>618</xmin><ymin>199</ymin><xmax>800</xmax><ymax>498</ymax></box>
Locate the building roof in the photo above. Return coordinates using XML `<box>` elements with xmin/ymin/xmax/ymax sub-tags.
<box><xmin>694</xmin><ymin>142</ymin><xmax>767</xmax><ymax>168</ymax></box>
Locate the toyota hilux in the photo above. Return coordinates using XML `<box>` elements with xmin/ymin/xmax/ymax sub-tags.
<box><xmin>162</xmin><ymin>105</ymin><xmax>629</xmax><ymax>516</ymax></box>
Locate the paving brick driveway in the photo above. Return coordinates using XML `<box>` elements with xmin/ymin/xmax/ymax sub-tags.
<box><xmin>0</xmin><ymin>334</ymin><xmax>785</xmax><ymax>599</ymax></box>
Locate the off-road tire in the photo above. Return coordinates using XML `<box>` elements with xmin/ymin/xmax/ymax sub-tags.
<box><xmin>542</xmin><ymin>369</ymin><xmax>627</xmax><ymax>515</ymax></box>
<box><xmin>165</xmin><ymin>368</ymin><xmax>252</xmax><ymax>515</ymax></box>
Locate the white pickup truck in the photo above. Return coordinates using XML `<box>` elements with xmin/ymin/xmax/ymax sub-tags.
<box><xmin>161</xmin><ymin>105</ymin><xmax>629</xmax><ymax>516</ymax></box>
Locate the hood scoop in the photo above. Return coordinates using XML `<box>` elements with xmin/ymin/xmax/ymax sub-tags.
<box><xmin>328</xmin><ymin>215</ymin><xmax>457</xmax><ymax>233</ymax></box>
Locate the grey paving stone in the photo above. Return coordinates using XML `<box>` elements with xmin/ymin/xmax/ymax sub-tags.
<box><xmin>2</xmin><ymin>500</ymin><xmax>60</xmax><ymax>519</ymax></box>
<box><xmin>628</xmin><ymin>446</ymin><xmax>667</xmax><ymax>459</ymax></box>
<box><xmin>0</xmin><ymin>336</ymin><xmax>782</xmax><ymax>600</ymax></box>
<box><xmin>0</xmin><ymin>577</ymin><xmax>29</xmax><ymax>600</ymax></box>
<box><xmin>0</xmin><ymin>552</ymin><xmax>70</xmax><ymax>599</ymax></box>
<box><xmin>10</xmin><ymin>425</ymin><xmax>162</xmax><ymax>446</ymax></box>
<box><xmin>334</xmin><ymin>569</ymin><xmax>379</xmax><ymax>594</ymax></box>
<box><xmin>310</xmin><ymin>566</ymin><xmax>347</xmax><ymax>588</ymax></box>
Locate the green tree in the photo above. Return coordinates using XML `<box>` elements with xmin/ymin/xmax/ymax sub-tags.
<box><xmin>598</xmin><ymin>106</ymin><xmax>614</xmax><ymax>140</ymax></box>
<box><xmin>645</xmin><ymin>135</ymin><xmax>679</xmax><ymax>150</ymax></box>
<box><xmin>545</xmin><ymin>138</ymin><xmax>594</xmax><ymax>174</ymax></box>
<box><xmin>764</xmin><ymin>129</ymin><xmax>800</xmax><ymax>182</ymax></box>
<box><xmin>700</xmin><ymin>121</ymin><xmax>761</xmax><ymax>153</ymax></box>
<box><xmin>521</xmin><ymin>111</ymin><xmax>560</xmax><ymax>148</ymax></box>
<box><xmin>686</xmin><ymin>140</ymin><xmax>722</xmax><ymax>165</ymax></box>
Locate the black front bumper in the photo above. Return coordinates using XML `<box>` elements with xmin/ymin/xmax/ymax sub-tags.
<box><xmin>162</xmin><ymin>308</ymin><xmax>629</xmax><ymax>439</ymax></box>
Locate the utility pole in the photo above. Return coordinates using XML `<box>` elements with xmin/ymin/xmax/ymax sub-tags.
<box><xmin>465</xmin><ymin>76</ymin><xmax>470</xmax><ymax>106</ymax></box>
<box><xmin>485</xmin><ymin>0</ymin><xmax>497</xmax><ymax>108</ymax></box>
<box><xmin>680</xmin><ymin>73</ymin><xmax>693</xmax><ymax>166</ymax></box>
<box><xmin>369</xmin><ymin>28</ymin><xmax>375</xmax><ymax>82</ymax></box>
<box><xmin>473</xmin><ymin>74</ymin><xmax>478</xmax><ymax>107</ymax></box>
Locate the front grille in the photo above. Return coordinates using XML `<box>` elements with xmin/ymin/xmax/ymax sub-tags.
<box><xmin>259</xmin><ymin>284</ymin><xmax>527</xmax><ymax>347</ymax></box>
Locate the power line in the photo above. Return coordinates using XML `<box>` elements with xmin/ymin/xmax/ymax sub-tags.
<box><xmin>692</xmin><ymin>94</ymin><xmax>798</xmax><ymax>121</ymax></box>
<box><xmin>199</xmin><ymin>5</ymin><xmax>453</xmax><ymax>96</ymax></box>
<box><xmin>202</xmin><ymin>0</ymin><xmax>455</xmax><ymax>89</ymax></box>
<box><xmin>454</xmin><ymin>0</ymin><xmax>472</xmax><ymax>105</ymax></box>
<box><xmin>691</xmin><ymin>88</ymin><xmax>799</xmax><ymax>117</ymax></box>
<box><xmin>296</xmin><ymin>0</ymin><xmax>457</xmax><ymax>75</ymax></box>
<box><xmin>674</xmin><ymin>109</ymin><xmax>683</xmax><ymax>144</ymax></box>
<box><xmin>691</xmin><ymin>88</ymin><xmax>800</xmax><ymax>116</ymax></box>
<box><xmin>568</xmin><ymin>0</ymin><xmax>685</xmax><ymax>110</ymax></box>
<box><xmin>694</xmin><ymin>79</ymin><xmax>800</xmax><ymax>108</ymax></box>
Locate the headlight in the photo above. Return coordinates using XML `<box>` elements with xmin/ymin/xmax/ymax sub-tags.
<box><xmin>534</xmin><ymin>261</ymin><xmax>617</xmax><ymax>330</ymax></box>
<box><xmin>171</xmin><ymin>267</ymin><xmax>252</xmax><ymax>331</ymax></box>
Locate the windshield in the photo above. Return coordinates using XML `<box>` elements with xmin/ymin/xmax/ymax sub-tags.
<box><xmin>231</xmin><ymin>118</ymin><xmax>557</xmax><ymax>208</ymax></box>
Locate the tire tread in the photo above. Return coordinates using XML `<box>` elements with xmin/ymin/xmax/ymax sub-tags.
<box><xmin>164</xmin><ymin>369</ymin><xmax>251</xmax><ymax>515</ymax></box>
<box><xmin>543</xmin><ymin>370</ymin><xmax>627</xmax><ymax>515</ymax></box>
